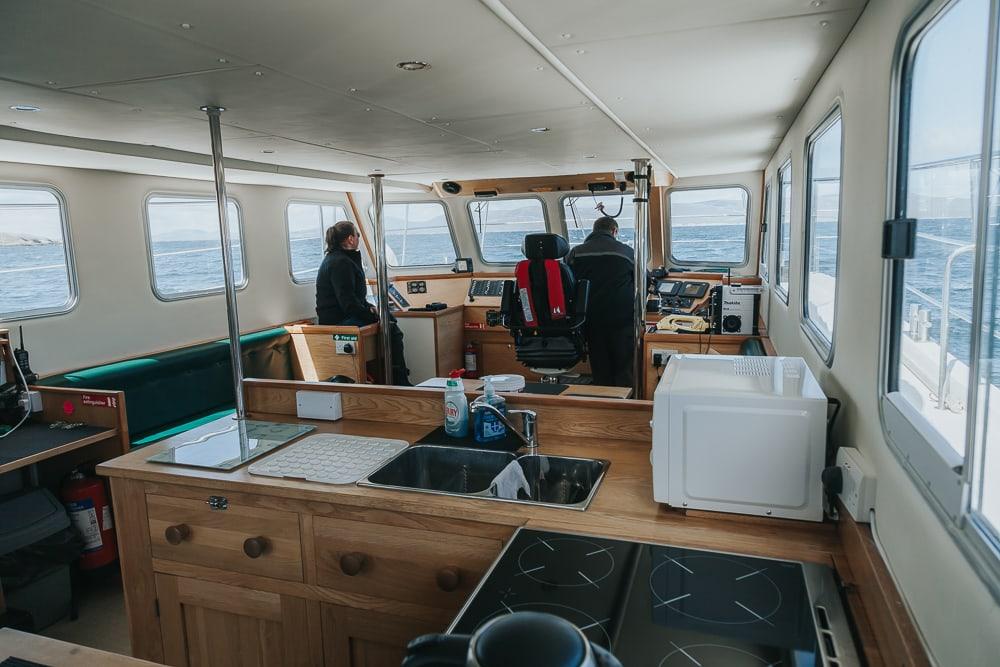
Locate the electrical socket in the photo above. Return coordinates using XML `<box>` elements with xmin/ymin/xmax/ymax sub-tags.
<box><xmin>17</xmin><ymin>390</ymin><xmax>42</xmax><ymax>413</ymax></box>
<box><xmin>836</xmin><ymin>447</ymin><xmax>876</xmax><ymax>522</ymax></box>
<box><xmin>651</xmin><ymin>349</ymin><xmax>677</xmax><ymax>368</ymax></box>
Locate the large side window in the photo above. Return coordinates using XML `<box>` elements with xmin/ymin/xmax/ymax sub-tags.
<box><xmin>562</xmin><ymin>193</ymin><xmax>635</xmax><ymax>247</ymax></box>
<box><xmin>883</xmin><ymin>0</ymin><xmax>1000</xmax><ymax>591</ymax></box>
<box><xmin>468</xmin><ymin>197</ymin><xmax>547</xmax><ymax>263</ymax></box>
<box><xmin>376</xmin><ymin>201</ymin><xmax>456</xmax><ymax>267</ymax></box>
<box><xmin>759</xmin><ymin>182</ymin><xmax>772</xmax><ymax>282</ymax></box>
<box><xmin>668</xmin><ymin>186</ymin><xmax>750</xmax><ymax>266</ymax></box>
<box><xmin>287</xmin><ymin>201</ymin><xmax>351</xmax><ymax>283</ymax></box>
<box><xmin>0</xmin><ymin>185</ymin><xmax>76</xmax><ymax>320</ymax></box>
<box><xmin>803</xmin><ymin>110</ymin><xmax>844</xmax><ymax>361</ymax></box>
<box><xmin>145</xmin><ymin>194</ymin><xmax>246</xmax><ymax>300</ymax></box>
<box><xmin>775</xmin><ymin>162</ymin><xmax>793</xmax><ymax>301</ymax></box>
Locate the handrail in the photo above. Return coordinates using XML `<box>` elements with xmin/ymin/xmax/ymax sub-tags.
<box><xmin>938</xmin><ymin>243</ymin><xmax>976</xmax><ymax>409</ymax></box>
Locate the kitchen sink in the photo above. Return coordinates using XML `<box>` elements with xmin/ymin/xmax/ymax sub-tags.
<box><xmin>358</xmin><ymin>445</ymin><xmax>609</xmax><ymax>511</ymax></box>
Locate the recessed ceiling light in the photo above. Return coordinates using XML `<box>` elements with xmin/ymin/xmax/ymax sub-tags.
<box><xmin>530</xmin><ymin>127</ymin><xmax>549</xmax><ymax>133</ymax></box>
<box><xmin>365</xmin><ymin>107</ymin><xmax>372</xmax><ymax>112</ymax></box>
<box><xmin>811</xmin><ymin>0</ymin><xmax>824</xmax><ymax>6</ymax></box>
<box><xmin>430</xmin><ymin>116</ymin><xmax>438</xmax><ymax>121</ymax></box>
<box><xmin>261</xmin><ymin>149</ymin><xmax>275</xmax><ymax>154</ymax></box>
<box><xmin>217</xmin><ymin>57</ymin><xmax>228</xmax><ymax>64</ymax></box>
<box><xmin>396</xmin><ymin>61</ymin><xmax>430</xmax><ymax>71</ymax></box>
<box><xmin>9</xmin><ymin>104</ymin><xmax>40</xmax><ymax>112</ymax></box>
<box><xmin>535</xmin><ymin>65</ymin><xmax>544</xmax><ymax>71</ymax></box>
<box><xmin>819</xmin><ymin>20</ymin><xmax>830</xmax><ymax>28</ymax></box>
<box><xmin>777</xmin><ymin>114</ymin><xmax>785</xmax><ymax>120</ymax></box>
<box><xmin>45</xmin><ymin>80</ymin><xmax>57</xmax><ymax>86</ymax></box>
<box><xmin>254</xmin><ymin>71</ymin><xmax>263</xmax><ymax>77</ymax></box>
<box><xmin>560</xmin><ymin>33</ymin><xmax>573</xmax><ymax>39</ymax></box>
<box><xmin>575</xmin><ymin>49</ymin><xmax>586</xmax><ymax>55</ymax></box>
<box><xmin>179</xmin><ymin>22</ymin><xmax>193</xmax><ymax>29</ymax></box>
<box><xmin>616</xmin><ymin>96</ymin><xmax>624</xmax><ymax>101</ymax></box>
<box><xmin>89</xmin><ymin>90</ymin><xmax>100</xmax><ymax>95</ymax></box>
<box><xmin>349</xmin><ymin>87</ymin><xmax>358</xmax><ymax>93</ymax></box>
<box><xmin>644</xmin><ymin>127</ymin><xmax>652</xmax><ymax>132</ymax></box>
<box><xmin>131</xmin><ymin>107</ymin><xmax>143</xmax><ymax>113</ymax></box>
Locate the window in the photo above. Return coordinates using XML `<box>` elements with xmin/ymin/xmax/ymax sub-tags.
<box><xmin>376</xmin><ymin>201</ymin><xmax>456</xmax><ymax>267</ymax></box>
<box><xmin>883</xmin><ymin>0</ymin><xmax>1000</xmax><ymax>593</ymax></box>
<box><xmin>803</xmin><ymin>110</ymin><xmax>843</xmax><ymax>360</ymax></box>
<box><xmin>286</xmin><ymin>201</ymin><xmax>351</xmax><ymax>283</ymax></box>
<box><xmin>145</xmin><ymin>194</ymin><xmax>246</xmax><ymax>300</ymax></box>
<box><xmin>0</xmin><ymin>185</ymin><xmax>76</xmax><ymax>320</ymax></box>
<box><xmin>668</xmin><ymin>186</ymin><xmax>750</xmax><ymax>266</ymax></box>
<box><xmin>561</xmin><ymin>192</ymin><xmax>635</xmax><ymax>247</ymax></box>
<box><xmin>760</xmin><ymin>183</ymin><xmax>772</xmax><ymax>281</ymax></box>
<box><xmin>468</xmin><ymin>197</ymin><xmax>547</xmax><ymax>263</ymax></box>
<box><xmin>775</xmin><ymin>162</ymin><xmax>793</xmax><ymax>300</ymax></box>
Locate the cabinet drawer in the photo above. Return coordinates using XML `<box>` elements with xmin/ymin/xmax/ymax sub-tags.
<box><xmin>148</xmin><ymin>493</ymin><xmax>303</xmax><ymax>582</ymax></box>
<box><xmin>313</xmin><ymin>516</ymin><xmax>501</xmax><ymax>609</ymax></box>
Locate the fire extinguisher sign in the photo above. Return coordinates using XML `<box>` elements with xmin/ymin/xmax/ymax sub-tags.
<box><xmin>81</xmin><ymin>394</ymin><xmax>117</xmax><ymax>408</ymax></box>
<box><xmin>66</xmin><ymin>498</ymin><xmax>104</xmax><ymax>552</ymax></box>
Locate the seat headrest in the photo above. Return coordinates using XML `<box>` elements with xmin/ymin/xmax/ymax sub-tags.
<box><xmin>522</xmin><ymin>233</ymin><xmax>569</xmax><ymax>260</ymax></box>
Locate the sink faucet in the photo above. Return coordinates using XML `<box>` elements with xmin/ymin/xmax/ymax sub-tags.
<box><xmin>470</xmin><ymin>405</ymin><xmax>538</xmax><ymax>452</ymax></box>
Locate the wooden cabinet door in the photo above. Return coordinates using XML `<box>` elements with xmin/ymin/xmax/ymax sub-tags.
<box><xmin>321</xmin><ymin>604</ymin><xmax>444</xmax><ymax>667</ymax></box>
<box><xmin>155</xmin><ymin>574</ymin><xmax>323</xmax><ymax>667</ymax></box>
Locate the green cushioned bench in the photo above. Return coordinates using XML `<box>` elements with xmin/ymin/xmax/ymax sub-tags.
<box><xmin>39</xmin><ymin>328</ymin><xmax>294</xmax><ymax>447</ymax></box>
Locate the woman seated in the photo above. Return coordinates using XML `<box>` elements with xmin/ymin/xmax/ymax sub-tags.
<box><xmin>315</xmin><ymin>221</ymin><xmax>410</xmax><ymax>385</ymax></box>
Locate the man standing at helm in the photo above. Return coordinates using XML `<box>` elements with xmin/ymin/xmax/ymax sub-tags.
<box><xmin>565</xmin><ymin>216</ymin><xmax>635</xmax><ymax>388</ymax></box>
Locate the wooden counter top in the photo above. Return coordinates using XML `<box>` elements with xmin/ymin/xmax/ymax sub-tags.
<box><xmin>394</xmin><ymin>304</ymin><xmax>464</xmax><ymax>318</ymax></box>
<box><xmin>98</xmin><ymin>415</ymin><xmax>838</xmax><ymax>566</ymax></box>
<box><xmin>0</xmin><ymin>629</ymin><xmax>156</xmax><ymax>666</ymax></box>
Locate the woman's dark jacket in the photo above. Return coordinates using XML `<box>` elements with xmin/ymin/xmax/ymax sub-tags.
<box><xmin>315</xmin><ymin>248</ymin><xmax>376</xmax><ymax>325</ymax></box>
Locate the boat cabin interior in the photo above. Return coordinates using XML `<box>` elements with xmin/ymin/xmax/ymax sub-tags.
<box><xmin>1</xmin><ymin>0</ymin><xmax>998</xmax><ymax>665</ymax></box>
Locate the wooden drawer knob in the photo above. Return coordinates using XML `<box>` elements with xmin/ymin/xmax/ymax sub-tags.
<box><xmin>165</xmin><ymin>524</ymin><xmax>191</xmax><ymax>545</ymax></box>
<box><xmin>436</xmin><ymin>567</ymin><xmax>461</xmax><ymax>592</ymax></box>
<box><xmin>243</xmin><ymin>536</ymin><xmax>270</xmax><ymax>559</ymax></box>
<box><xmin>339</xmin><ymin>552</ymin><xmax>369</xmax><ymax>576</ymax></box>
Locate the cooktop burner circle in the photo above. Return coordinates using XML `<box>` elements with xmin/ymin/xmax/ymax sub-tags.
<box><xmin>658</xmin><ymin>642</ymin><xmax>780</xmax><ymax>666</ymax></box>
<box><xmin>475</xmin><ymin>601</ymin><xmax>612</xmax><ymax>648</ymax></box>
<box><xmin>515</xmin><ymin>536</ymin><xmax>615</xmax><ymax>588</ymax></box>
<box><xmin>649</xmin><ymin>554</ymin><xmax>782</xmax><ymax>626</ymax></box>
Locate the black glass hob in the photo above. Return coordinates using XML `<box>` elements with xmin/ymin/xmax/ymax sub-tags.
<box><xmin>449</xmin><ymin>528</ymin><xmax>860</xmax><ymax>666</ymax></box>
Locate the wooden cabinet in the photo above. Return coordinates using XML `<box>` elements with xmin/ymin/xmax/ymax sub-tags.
<box><xmin>147</xmin><ymin>492</ymin><xmax>303</xmax><ymax>582</ymax></box>
<box><xmin>321</xmin><ymin>604</ymin><xmax>442</xmax><ymax>667</ymax></box>
<box><xmin>155</xmin><ymin>575</ymin><xmax>322</xmax><ymax>667</ymax></box>
<box><xmin>313</xmin><ymin>515</ymin><xmax>501</xmax><ymax>609</ymax></box>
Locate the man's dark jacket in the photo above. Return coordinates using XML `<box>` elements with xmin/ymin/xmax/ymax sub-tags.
<box><xmin>565</xmin><ymin>230</ymin><xmax>635</xmax><ymax>326</ymax></box>
<box><xmin>315</xmin><ymin>248</ymin><xmax>376</xmax><ymax>325</ymax></box>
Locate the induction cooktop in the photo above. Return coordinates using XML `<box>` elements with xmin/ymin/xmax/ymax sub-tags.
<box><xmin>449</xmin><ymin>528</ymin><xmax>860</xmax><ymax>666</ymax></box>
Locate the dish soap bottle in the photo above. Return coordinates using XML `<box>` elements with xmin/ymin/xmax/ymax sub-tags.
<box><xmin>444</xmin><ymin>369</ymin><xmax>469</xmax><ymax>438</ymax></box>
<box><xmin>472</xmin><ymin>377</ymin><xmax>507</xmax><ymax>443</ymax></box>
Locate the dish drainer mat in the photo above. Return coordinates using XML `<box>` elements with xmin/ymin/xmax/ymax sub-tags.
<box><xmin>248</xmin><ymin>433</ymin><xmax>408</xmax><ymax>485</ymax></box>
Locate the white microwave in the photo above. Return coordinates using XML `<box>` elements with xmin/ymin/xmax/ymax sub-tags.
<box><xmin>652</xmin><ymin>355</ymin><xmax>827</xmax><ymax>521</ymax></box>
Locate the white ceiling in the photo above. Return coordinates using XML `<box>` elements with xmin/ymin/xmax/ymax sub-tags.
<box><xmin>0</xmin><ymin>0</ymin><xmax>866</xmax><ymax>184</ymax></box>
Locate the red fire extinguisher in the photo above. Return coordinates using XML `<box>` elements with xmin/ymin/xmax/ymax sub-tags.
<box><xmin>61</xmin><ymin>469</ymin><xmax>118</xmax><ymax>570</ymax></box>
<box><xmin>464</xmin><ymin>342</ymin><xmax>480</xmax><ymax>379</ymax></box>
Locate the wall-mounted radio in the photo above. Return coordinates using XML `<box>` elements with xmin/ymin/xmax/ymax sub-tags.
<box><xmin>710</xmin><ymin>284</ymin><xmax>762</xmax><ymax>335</ymax></box>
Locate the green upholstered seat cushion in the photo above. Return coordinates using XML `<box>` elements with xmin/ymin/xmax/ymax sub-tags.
<box><xmin>39</xmin><ymin>328</ymin><xmax>292</xmax><ymax>444</ymax></box>
<box><xmin>739</xmin><ymin>337</ymin><xmax>767</xmax><ymax>356</ymax></box>
<box><xmin>131</xmin><ymin>407</ymin><xmax>236</xmax><ymax>447</ymax></box>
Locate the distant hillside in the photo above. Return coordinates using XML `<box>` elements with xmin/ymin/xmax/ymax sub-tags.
<box><xmin>0</xmin><ymin>231</ymin><xmax>57</xmax><ymax>246</ymax></box>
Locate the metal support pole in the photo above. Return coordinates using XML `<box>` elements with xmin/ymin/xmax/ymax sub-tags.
<box><xmin>201</xmin><ymin>105</ymin><xmax>246</xmax><ymax>420</ymax></box>
<box><xmin>631</xmin><ymin>158</ymin><xmax>651</xmax><ymax>398</ymax></box>
<box><xmin>369</xmin><ymin>173</ymin><xmax>394</xmax><ymax>384</ymax></box>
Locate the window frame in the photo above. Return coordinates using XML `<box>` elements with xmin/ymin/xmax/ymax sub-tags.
<box><xmin>467</xmin><ymin>195</ymin><xmax>551</xmax><ymax>266</ymax></box>
<box><xmin>0</xmin><ymin>182</ymin><xmax>79</xmax><ymax>322</ymax></box>
<box><xmin>142</xmin><ymin>192</ymin><xmax>249</xmax><ymax>302</ymax></box>
<box><xmin>759</xmin><ymin>181</ymin><xmax>772</xmax><ymax>282</ymax></box>
<box><xmin>879</xmin><ymin>0</ymin><xmax>1000</xmax><ymax>600</ymax></box>
<box><xmin>774</xmin><ymin>159</ymin><xmax>793</xmax><ymax>304</ymax></box>
<box><xmin>284</xmin><ymin>199</ymin><xmax>354</xmax><ymax>285</ymax></box>
<box><xmin>801</xmin><ymin>105</ymin><xmax>845</xmax><ymax>365</ymax></box>
<box><xmin>666</xmin><ymin>185</ymin><xmax>752</xmax><ymax>268</ymax></box>
<box><xmin>368</xmin><ymin>199</ymin><xmax>459</xmax><ymax>269</ymax></box>
<box><xmin>558</xmin><ymin>191</ymin><xmax>635</xmax><ymax>247</ymax></box>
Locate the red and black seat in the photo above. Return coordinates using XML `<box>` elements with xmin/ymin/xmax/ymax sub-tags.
<box><xmin>498</xmin><ymin>233</ymin><xmax>590</xmax><ymax>372</ymax></box>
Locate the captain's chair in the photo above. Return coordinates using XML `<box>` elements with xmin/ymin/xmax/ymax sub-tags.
<box><xmin>497</xmin><ymin>233</ymin><xmax>590</xmax><ymax>377</ymax></box>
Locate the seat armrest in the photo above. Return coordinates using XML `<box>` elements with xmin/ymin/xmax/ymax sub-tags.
<box><xmin>574</xmin><ymin>279</ymin><xmax>590</xmax><ymax>319</ymax></box>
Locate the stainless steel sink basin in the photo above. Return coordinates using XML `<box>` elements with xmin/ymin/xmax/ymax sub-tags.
<box><xmin>358</xmin><ymin>445</ymin><xmax>609</xmax><ymax>511</ymax></box>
